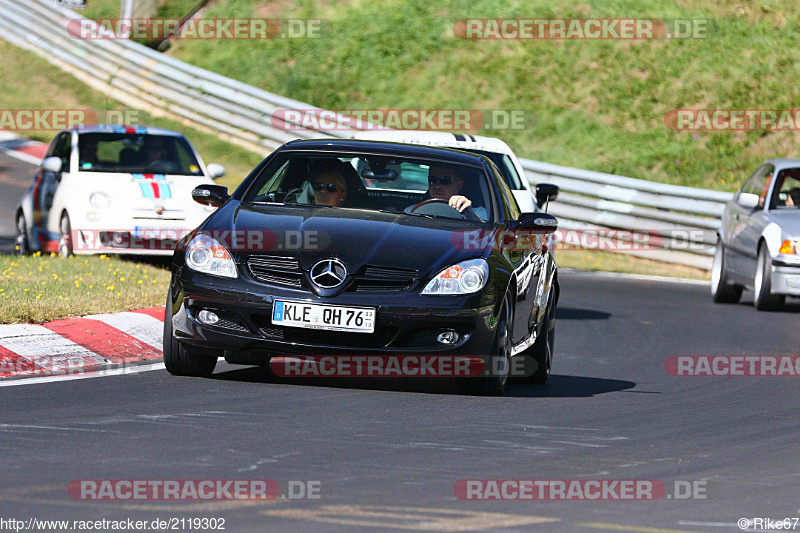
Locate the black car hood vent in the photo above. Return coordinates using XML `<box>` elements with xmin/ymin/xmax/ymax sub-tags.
<box><xmin>353</xmin><ymin>265</ymin><xmax>418</xmax><ymax>293</ymax></box>
<box><xmin>247</xmin><ymin>255</ymin><xmax>303</xmax><ymax>288</ymax></box>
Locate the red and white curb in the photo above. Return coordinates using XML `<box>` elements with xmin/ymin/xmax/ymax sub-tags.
<box><xmin>0</xmin><ymin>131</ymin><xmax>47</xmax><ymax>165</ymax></box>
<box><xmin>0</xmin><ymin>306</ymin><xmax>166</xmax><ymax>386</ymax></box>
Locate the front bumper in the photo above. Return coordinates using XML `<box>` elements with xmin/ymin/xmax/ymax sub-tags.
<box><xmin>169</xmin><ymin>269</ymin><xmax>502</xmax><ymax>363</ymax></box>
<box><xmin>771</xmin><ymin>264</ymin><xmax>800</xmax><ymax>296</ymax></box>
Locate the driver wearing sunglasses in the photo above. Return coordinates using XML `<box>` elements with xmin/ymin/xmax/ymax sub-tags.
<box><xmin>408</xmin><ymin>165</ymin><xmax>487</xmax><ymax>220</ymax></box>
<box><xmin>312</xmin><ymin>170</ymin><xmax>349</xmax><ymax>207</ymax></box>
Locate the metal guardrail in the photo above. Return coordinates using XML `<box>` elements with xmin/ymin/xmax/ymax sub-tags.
<box><xmin>0</xmin><ymin>0</ymin><xmax>733</xmax><ymax>270</ymax></box>
<box><xmin>521</xmin><ymin>160</ymin><xmax>734</xmax><ymax>269</ymax></box>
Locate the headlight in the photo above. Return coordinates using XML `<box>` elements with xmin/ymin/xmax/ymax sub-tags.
<box><xmin>89</xmin><ymin>192</ymin><xmax>110</xmax><ymax>208</ymax></box>
<box><xmin>185</xmin><ymin>234</ymin><xmax>237</xmax><ymax>278</ymax></box>
<box><xmin>421</xmin><ymin>259</ymin><xmax>489</xmax><ymax>295</ymax></box>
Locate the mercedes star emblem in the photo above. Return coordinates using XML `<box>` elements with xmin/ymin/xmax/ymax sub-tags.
<box><xmin>310</xmin><ymin>259</ymin><xmax>347</xmax><ymax>289</ymax></box>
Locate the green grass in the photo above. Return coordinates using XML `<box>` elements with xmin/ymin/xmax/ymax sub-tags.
<box><xmin>164</xmin><ymin>0</ymin><xmax>800</xmax><ymax>192</ymax></box>
<box><xmin>82</xmin><ymin>0</ymin><xmax>201</xmax><ymax>20</ymax></box>
<box><xmin>0</xmin><ymin>40</ymin><xmax>262</xmax><ymax>190</ymax></box>
<box><xmin>0</xmin><ymin>254</ymin><xmax>171</xmax><ymax>324</ymax></box>
<box><xmin>556</xmin><ymin>249</ymin><xmax>709</xmax><ymax>280</ymax></box>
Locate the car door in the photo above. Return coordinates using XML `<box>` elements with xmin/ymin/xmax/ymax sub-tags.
<box><xmin>493</xmin><ymin>168</ymin><xmax>539</xmax><ymax>345</ymax></box>
<box><xmin>32</xmin><ymin>132</ymin><xmax>70</xmax><ymax>247</ymax></box>
<box><xmin>725</xmin><ymin>164</ymin><xmax>773</xmax><ymax>279</ymax></box>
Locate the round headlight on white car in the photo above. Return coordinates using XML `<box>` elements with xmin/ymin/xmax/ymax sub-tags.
<box><xmin>89</xmin><ymin>192</ymin><xmax>111</xmax><ymax>208</ymax></box>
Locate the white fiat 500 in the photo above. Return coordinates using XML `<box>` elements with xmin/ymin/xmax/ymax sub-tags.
<box><xmin>15</xmin><ymin>125</ymin><xmax>226</xmax><ymax>257</ymax></box>
<box><xmin>351</xmin><ymin>130</ymin><xmax>543</xmax><ymax>212</ymax></box>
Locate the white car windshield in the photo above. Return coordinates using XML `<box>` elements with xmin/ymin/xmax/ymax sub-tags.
<box><xmin>78</xmin><ymin>133</ymin><xmax>204</xmax><ymax>176</ymax></box>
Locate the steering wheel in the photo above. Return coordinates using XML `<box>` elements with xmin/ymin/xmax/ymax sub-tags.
<box><xmin>144</xmin><ymin>160</ymin><xmax>178</xmax><ymax>173</ymax></box>
<box><xmin>409</xmin><ymin>198</ymin><xmax>467</xmax><ymax>220</ymax></box>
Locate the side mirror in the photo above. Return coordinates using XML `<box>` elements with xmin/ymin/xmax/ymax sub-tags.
<box><xmin>206</xmin><ymin>163</ymin><xmax>226</xmax><ymax>179</ymax></box>
<box><xmin>192</xmin><ymin>184</ymin><xmax>230</xmax><ymax>207</ymax></box>
<box><xmin>42</xmin><ymin>156</ymin><xmax>62</xmax><ymax>173</ymax></box>
<box><xmin>535</xmin><ymin>183</ymin><xmax>559</xmax><ymax>210</ymax></box>
<box><xmin>515</xmin><ymin>212</ymin><xmax>558</xmax><ymax>232</ymax></box>
<box><xmin>737</xmin><ymin>192</ymin><xmax>759</xmax><ymax>209</ymax></box>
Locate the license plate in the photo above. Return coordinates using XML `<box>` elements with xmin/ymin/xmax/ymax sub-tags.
<box><xmin>133</xmin><ymin>227</ymin><xmax>181</xmax><ymax>240</ymax></box>
<box><xmin>272</xmin><ymin>300</ymin><xmax>375</xmax><ymax>333</ymax></box>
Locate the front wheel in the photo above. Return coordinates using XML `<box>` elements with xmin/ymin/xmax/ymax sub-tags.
<box><xmin>163</xmin><ymin>292</ymin><xmax>219</xmax><ymax>377</ymax></box>
<box><xmin>15</xmin><ymin>212</ymin><xmax>29</xmax><ymax>255</ymax></box>
<box><xmin>753</xmin><ymin>244</ymin><xmax>785</xmax><ymax>311</ymax></box>
<box><xmin>456</xmin><ymin>294</ymin><xmax>512</xmax><ymax>396</ymax></box>
<box><xmin>710</xmin><ymin>242</ymin><xmax>742</xmax><ymax>303</ymax></box>
<box><xmin>521</xmin><ymin>288</ymin><xmax>556</xmax><ymax>385</ymax></box>
<box><xmin>58</xmin><ymin>213</ymin><xmax>73</xmax><ymax>258</ymax></box>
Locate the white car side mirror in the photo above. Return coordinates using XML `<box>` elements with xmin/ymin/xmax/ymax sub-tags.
<box><xmin>207</xmin><ymin>163</ymin><xmax>226</xmax><ymax>179</ymax></box>
<box><xmin>737</xmin><ymin>192</ymin><xmax>759</xmax><ymax>209</ymax></box>
<box><xmin>42</xmin><ymin>156</ymin><xmax>62</xmax><ymax>173</ymax></box>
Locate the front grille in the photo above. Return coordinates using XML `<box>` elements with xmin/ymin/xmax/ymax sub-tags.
<box><xmin>214</xmin><ymin>318</ymin><xmax>249</xmax><ymax>333</ymax></box>
<box><xmin>258</xmin><ymin>322</ymin><xmax>398</xmax><ymax>348</ymax></box>
<box><xmin>247</xmin><ymin>256</ymin><xmax>303</xmax><ymax>288</ymax></box>
<box><xmin>352</xmin><ymin>265</ymin><xmax>418</xmax><ymax>293</ymax></box>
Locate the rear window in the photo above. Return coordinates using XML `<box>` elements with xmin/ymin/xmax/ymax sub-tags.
<box><xmin>461</xmin><ymin>149</ymin><xmax>524</xmax><ymax>190</ymax></box>
<box><xmin>78</xmin><ymin>133</ymin><xmax>203</xmax><ymax>176</ymax></box>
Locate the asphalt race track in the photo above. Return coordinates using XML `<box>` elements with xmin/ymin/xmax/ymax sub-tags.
<box><xmin>2</xmin><ymin>150</ymin><xmax>800</xmax><ymax>532</ymax></box>
<box><xmin>0</xmin><ymin>270</ymin><xmax>799</xmax><ymax>532</ymax></box>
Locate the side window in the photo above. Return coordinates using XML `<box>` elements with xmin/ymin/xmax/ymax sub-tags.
<box><xmin>52</xmin><ymin>133</ymin><xmax>72</xmax><ymax>172</ymax></box>
<box><xmin>493</xmin><ymin>162</ymin><xmax>520</xmax><ymax>220</ymax></box>
<box><xmin>739</xmin><ymin>165</ymin><xmax>773</xmax><ymax>207</ymax></box>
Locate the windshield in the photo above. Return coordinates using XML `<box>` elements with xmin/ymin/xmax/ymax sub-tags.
<box><xmin>243</xmin><ymin>152</ymin><xmax>493</xmax><ymax>222</ymax></box>
<box><xmin>770</xmin><ymin>168</ymin><xmax>800</xmax><ymax>209</ymax></box>
<box><xmin>460</xmin><ymin>149</ymin><xmax>523</xmax><ymax>190</ymax></box>
<box><xmin>78</xmin><ymin>133</ymin><xmax>204</xmax><ymax>176</ymax></box>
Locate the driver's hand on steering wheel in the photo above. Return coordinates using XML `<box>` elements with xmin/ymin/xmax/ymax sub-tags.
<box><xmin>449</xmin><ymin>195</ymin><xmax>472</xmax><ymax>212</ymax></box>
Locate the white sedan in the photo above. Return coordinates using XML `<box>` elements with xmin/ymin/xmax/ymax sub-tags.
<box><xmin>15</xmin><ymin>125</ymin><xmax>225</xmax><ymax>257</ymax></box>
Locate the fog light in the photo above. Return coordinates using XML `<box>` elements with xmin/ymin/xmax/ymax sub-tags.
<box><xmin>437</xmin><ymin>329</ymin><xmax>460</xmax><ymax>345</ymax></box>
<box><xmin>197</xmin><ymin>310</ymin><xmax>219</xmax><ymax>325</ymax></box>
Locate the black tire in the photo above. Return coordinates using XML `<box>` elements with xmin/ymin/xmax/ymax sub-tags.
<box><xmin>58</xmin><ymin>213</ymin><xmax>73</xmax><ymax>258</ymax></box>
<box><xmin>456</xmin><ymin>294</ymin><xmax>512</xmax><ymax>396</ymax></box>
<box><xmin>15</xmin><ymin>212</ymin><xmax>29</xmax><ymax>256</ymax></box>
<box><xmin>710</xmin><ymin>241</ymin><xmax>742</xmax><ymax>303</ymax></box>
<box><xmin>753</xmin><ymin>244</ymin><xmax>785</xmax><ymax>311</ymax></box>
<box><xmin>163</xmin><ymin>292</ymin><xmax>218</xmax><ymax>377</ymax></box>
<box><xmin>521</xmin><ymin>287</ymin><xmax>556</xmax><ymax>385</ymax></box>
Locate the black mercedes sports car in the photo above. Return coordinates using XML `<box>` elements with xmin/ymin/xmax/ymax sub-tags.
<box><xmin>163</xmin><ymin>139</ymin><xmax>559</xmax><ymax>395</ymax></box>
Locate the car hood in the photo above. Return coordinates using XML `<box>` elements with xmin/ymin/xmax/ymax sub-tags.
<box><xmin>205</xmin><ymin>201</ymin><xmax>493</xmax><ymax>277</ymax></box>
<box><xmin>768</xmin><ymin>210</ymin><xmax>800</xmax><ymax>237</ymax></box>
<box><xmin>75</xmin><ymin>171</ymin><xmax>214</xmax><ymax>221</ymax></box>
